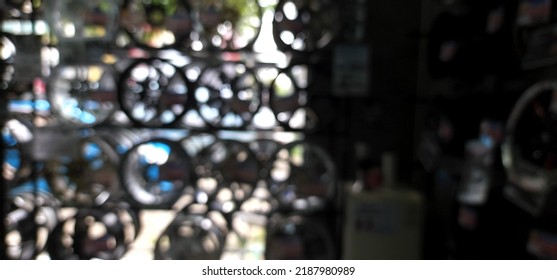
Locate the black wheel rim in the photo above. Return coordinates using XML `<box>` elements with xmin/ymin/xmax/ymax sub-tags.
<box><xmin>118</xmin><ymin>58</ymin><xmax>193</xmax><ymax>127</ymax></box>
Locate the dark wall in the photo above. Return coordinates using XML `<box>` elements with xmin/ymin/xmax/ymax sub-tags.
<box><xmin>316</xmin><ymin>0</ymin><xmax>422</xmax><ymax>182</ymax></box>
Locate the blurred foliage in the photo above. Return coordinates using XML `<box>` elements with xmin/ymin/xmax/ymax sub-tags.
<box><xmin>195</xmin><ymin>0</ymin><xmax>260</xmax><ymax>25</ymax></box>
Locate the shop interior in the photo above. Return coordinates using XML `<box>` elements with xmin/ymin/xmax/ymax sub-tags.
<box><xmin>1</xmin><ymin>0</ymin><xmax>557</xmax><ymax>260</ymax></box>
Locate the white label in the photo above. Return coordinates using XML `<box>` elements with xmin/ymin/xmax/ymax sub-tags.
<box><xmin>353</xmin><ymin>202</ymin><xmax>400</xmax><ymax>234</ymax></box>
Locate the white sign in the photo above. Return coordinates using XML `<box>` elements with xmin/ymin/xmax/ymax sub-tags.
<box><xmin>333</xmin><ymin>44</ymin><xmax>369</xmax><ymax>97</ymax></box>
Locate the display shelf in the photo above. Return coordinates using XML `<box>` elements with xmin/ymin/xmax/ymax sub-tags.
<box><xmin>0</xmin><ymin>0</ymin><xmax>343</xmax><ymax>260</ymax></box>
